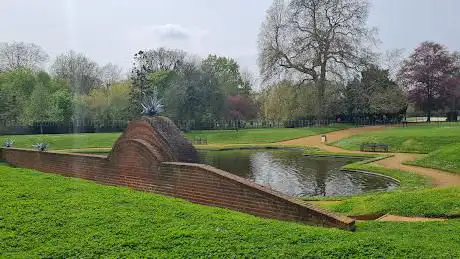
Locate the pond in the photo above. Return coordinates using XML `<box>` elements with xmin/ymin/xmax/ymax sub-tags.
<box><xmin>198</xmin><ymin>149</ymin><xmax>398</xmax><ymax>197</ymax></box>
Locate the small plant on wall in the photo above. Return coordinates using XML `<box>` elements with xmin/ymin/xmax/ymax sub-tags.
<box><xmin>33</xmin><ymin>143</ymin><xmax>49</xmax><ymax>152</ymax></box>
<box><xmin>140</xmin><ymin>88</ymin><xmax>164</xmax><ymax>116</ymax></box>
<box><xmin>3</xmin><ymin>139</ymin><xmax>13</xmax><ymax>148</ymax></box>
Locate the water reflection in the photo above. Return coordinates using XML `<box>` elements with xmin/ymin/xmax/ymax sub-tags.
<box><xmin>199</xmin><ymin>149</ymin><xmax>398</xmax><ymax>197</ymax></box>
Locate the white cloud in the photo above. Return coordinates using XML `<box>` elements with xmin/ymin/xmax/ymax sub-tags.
<box><xmin>126</xmin><ymin>24</ymin><xmax>209</xmax><ymax>54</ymax></box>
<box><xmin>150</xmin><ymin>24</ymin><xmax>192</xmax><ymax>40</ymax></box>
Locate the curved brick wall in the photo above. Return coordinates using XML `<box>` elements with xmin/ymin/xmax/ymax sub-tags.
<box><xmin>0</xmin><ymin>116</ymin><xmax>355</xmax><ymax>231</ymax></box>
<box><xmin>109</xmin><ymin>116</ymin><xmax>198</xmax><ymax>164</ymax></box>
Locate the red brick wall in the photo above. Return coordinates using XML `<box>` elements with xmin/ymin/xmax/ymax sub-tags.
<box><xmin>0</xmin><ymin>148</ymin><xmax>355</xmax><ymax>230</ymax></box>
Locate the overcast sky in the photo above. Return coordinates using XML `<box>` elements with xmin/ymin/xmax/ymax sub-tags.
<box><xmin>1</xmin><ymin>0</ymin><xmax>460</xmax><ymax>75</ymax></box>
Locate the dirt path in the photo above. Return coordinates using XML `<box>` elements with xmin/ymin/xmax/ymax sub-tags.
<box><xmin>278</xmin><ymin>126</ymin><xmax>460</xmax><ymax>187</ymax></box>
<box><xmin>374</xmin><ymin>153</ymin><xmax>460</xmax><ymax>187</ymax></box>
<box><xmin>376</xmin><ymin>214</ymin><xmax>447</xmax><ymax>222</ymax></box>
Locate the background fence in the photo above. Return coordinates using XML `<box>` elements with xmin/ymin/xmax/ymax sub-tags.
<box><xmin>0</xmin><ymin>117</ymin><xmax>459</xmax><ymax>135</ymax></box>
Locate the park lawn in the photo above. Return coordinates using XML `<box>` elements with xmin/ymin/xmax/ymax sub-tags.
<box><xmin>0</xmin><ymin>133</ymin><xmax>122</xmax><ymax>150</ymax></box>
<box><xmin>406</xmin><ymin>143</ymin><xmax>460</xmax><ymax>175</ymax></box>
<box><xmin>0</xmin><ymin>126</ymin><xmax>350</xmax><ymax>150</ymax></box>
<box><xmin>318</xmin><ymin>187</ymin><xmax>460</xmax><ymax>218</ymax></box>
<box><xmin>1</xmin><ymin>165</ymin><xmax>460</xmax><ymax>258</ymax></box>
<box><xmin>185</xmin><ymin>125</ymin><xmax>351</xmax><ymax>144</ymax></box>
<box><xmin>332</xmin><ymin>124</ymin><xmax>460</xmax><ymax>153</ymax></box>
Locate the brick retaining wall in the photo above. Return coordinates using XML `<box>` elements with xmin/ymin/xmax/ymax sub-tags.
<box><xmin>0</xmin><ymin>148</ymin><xmax>355</xmax><ymax>230</ymax></box>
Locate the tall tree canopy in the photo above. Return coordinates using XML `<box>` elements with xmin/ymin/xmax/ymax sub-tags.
<box><xmin>0</xmin><ymin>42</ymin><xmax>48</xmax><ymax>71</ymax></box>
<box><xmin>201</xmin><ymin>55</ymin><xmax>250</xmax><ymax>96</ymax></box>
<box><xmin>129</xmin><ymin>48</ymin><xmax>256</xmax><ymax>124</ymax></box>
<box><xmin>258</xmin><ymin>0</ymin><xmax>375</xmax><ymax>118</ymax></box>
<box><xmin>130</xmin><ymin>48</ymin><xmax>187</xmax><ymax>115</ymax></box>
<box><xmin>344</xmin><ymin>65</ymin><xmax>407</xmax><ymax>121</ymax></box>
<box><xmin>50</xmin><ymin>51</ymin><xmax>101</xmax><ymax>95</ymax></box>
<box><xmin>398</xmin><ymin>42</ymin><xmax>456</xmax><ymax>122</ymax></box>
<box><xmin>99</xmin><ymin>63</ymin><xmax>123</xmax><ymax>88</ymax></box>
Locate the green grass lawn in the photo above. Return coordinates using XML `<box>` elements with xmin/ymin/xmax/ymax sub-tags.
<box><xmin>0</xmin><ymin>125</ymin><xmax>350</xmax><ymax>150</ymax></box>
<box><xmin>0</xmin><ymin>132</ymin><xmax>122</xmax><ymax>150</ymax></box>
<box><xmin>331</xmin><ymin>124</ymin><xmax>460</xmax><ymax>174</ymax></box>
<box><xmin>186</xmin><ymin>125</ymin><xmax>351</xmax><ymax>144</ymax></box>
<box><xmin>332</xmin><ymin>125</ymin><xmax>460</xmax><ymax>153</ymax></box>
<box><xmin>319</xmin><ymin>187</ymin><xmax>460</xmax><ymax>218</ymax></box>
<box><xmin>2</xmin><ymin>165</ymin><xmax>460</xmax><ymax>258</ymax></box>
<box><xmin>406</xmin><ymin>144</ymin><xmax>460</xmax><ymax>175</ymax></box>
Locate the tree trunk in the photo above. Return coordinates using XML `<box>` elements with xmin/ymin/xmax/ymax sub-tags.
<box><xmin>316</xmin><ymin>62</ymin><xmax>327</xmax><ymax>121</ymax></box>
<box><xmin>426</xmin><ymin>85</ymin><xmax>432</xmax><ymax>123</ymax></box>
<box><xmin>316</xmin><ymin>81</ymin><xmax>325</xmax><ymax>121</ymax></box>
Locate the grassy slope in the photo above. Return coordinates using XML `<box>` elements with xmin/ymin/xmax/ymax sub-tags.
<box><xmin>322</xmin><ymin>187</ymin><xmax>460</xmax><ymax>218</ymax></box>
<box><xmin>0</xmin><ymin>126</ymin><xmax>350</xmax><ymax>150</ymax></box>
<box><xmin>332</xmin><ymin>125</ymin><xmax>460</xmax><ymax>153</ymax></box>
<box><xmin>1</xmin><ymin>165</ymin><xmax>460</xmax><ymax>258</ymax></box>
<box><xmin>406</xmin><ymin>144</ymin><xmax>460</xmax><ymax>175</ymax></box>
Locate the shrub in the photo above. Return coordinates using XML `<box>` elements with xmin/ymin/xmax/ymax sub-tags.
<box><xmin>32</xmin><ymin>143</ymin><xmax>49</xmax><ymax>151</ymax></box>
<box><xmin>3</xmin><ymin>139</ymin><xmax>13</xmax><ymax>148</ymax></box>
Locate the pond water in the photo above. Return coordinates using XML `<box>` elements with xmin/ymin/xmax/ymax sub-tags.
<box><xmin>198</xmin><ymin>149</ymin><xmax>398</xmax><ymax>197</ymax></box>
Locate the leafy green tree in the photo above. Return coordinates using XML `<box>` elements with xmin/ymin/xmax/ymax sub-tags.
<box><xmin>48</xmin><ymin>89</ymin><xmax>73</xmax><ymax>124</ymax></box>
<box><xmin>0</xmin><ymin>88</ymin><xmax>9</xmax><ymax>121</ymax></box>
<box><xmin>201</xmin><ymin>55</ymin><xmax>248</xmax><ymax>96</ymax></box>
<box><xmin>130</xmin><ymin>48</ymin><xmax>187</xmax><ymax>117</ymax></box>
<box><xmin>82</xmin><ymin>81</ymin><xmax>131</xmax><ymax>126</ymax></box>
<box><xmin>343</xmin><ymin>65</ymin><xmax>407</xmax><ymax>121</ymax></box>
<box><xmin>105</xmin><ymin>81</ymin><xmax>131</xmax><ymax>121</ymax></box>
<box><xmin>71</xmin><ymin>95</ymin><xmax>91</xmax><ymax>123</ymax></box>
<box><xmin>23</xmin><ymin>82</ymin><xmax>52</xmax><ymax>133</ymax></box>
<box><xmin>146</xmin><ymin>70</ymin><xmax>179</xmax><ymax>97</ymax></box>
<box><xmin>164</xmin><ymin>62</ymin><xmax>226</xmax><ymax>124</ymax></box>
<box><xmin>261</xmin><ymin>81</ymin><xmax>299</xmax><ymax>120</ymax></box>
<box><xmin>261</xmin><ymin>80</ymin><xmax>343</xmax><ymax>121</ymax></box>
<box><xmin>0</xmin><ymin>68</ymin><xmax>37</xmax><ymax>97</ymax></box>
<box><xmin>0</xmin><ymin>69</ymin><xmax>38</xmax><ymax>123</ymax></box>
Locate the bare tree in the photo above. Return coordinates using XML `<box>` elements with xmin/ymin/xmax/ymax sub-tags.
<box><xmin>50</xmin><ymin>51</ymin><xmax>101</xmax><ymax>94</ymax></box>
<box><xmin>258</xmin><ymin>0</ymin><xmax>376</xmax><ymax>118</ymax></box>
<box><xmin>0</xmin><ymin>42</ymin><xmax>48</xmax><ymax>71</ymax></box>
<box><xmin>380</xmin><ymin>48</ymin><xmax>405</xmax><ymax>80</ymax></box>
<box><xmin>99</xmin><ymin>63</ymin><xmax>123</xmax><ymax>88</ymax></box>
